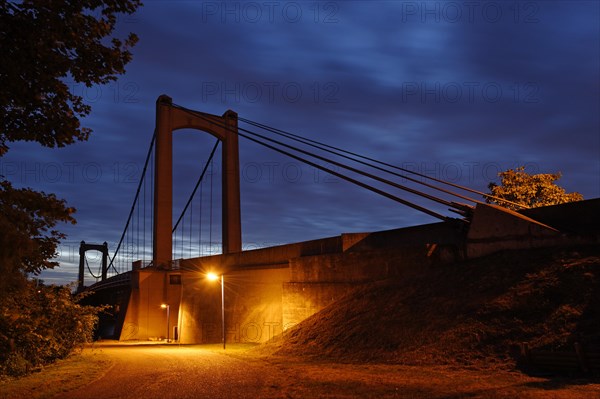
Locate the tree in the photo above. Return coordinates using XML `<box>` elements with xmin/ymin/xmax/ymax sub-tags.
<box><xmin>0</xmin><ymin>180</ymin><xmax>76</xmax><ymax>294</ymax></box>
<box><xmin>0</xmin><ymin>0</ymin><xmax>140</xmax><ymax>282</ymax></box>
<box><xmin>0</xmin><ymin>0</ymin><xmax>141</xmax><ymax>375</ymax></box>
<box><xmin>0</xmin><ymin>0</ymin><xmax>140</xmax><ymax>156</ymax></box>
<box><xmin>486</xmin><ymin>166</ymin><xmax>584</xmax><ymax>210</ymax></box>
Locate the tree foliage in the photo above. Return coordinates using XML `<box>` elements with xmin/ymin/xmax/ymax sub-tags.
<box><xmin>0</xmin><ymin>0</ymin><xmax>140</xmax><ymax>155</ymax></box>
<box><xmin>0</xmin><ymin>280</ymin><xmax>100</xmax><ymax>376</ymax></box>
<box><xmin>487</xmin><ymin>166</ymin><xmax>584</xmax><ymax>210</ymax></box>
<box><xmin>0</xmin><ymin>0</ymin><xmax>140</xmax><ymax>282</ymax></box>
<box><xmin>0</xmin><ymin>0</ymin><xmax>141</xmax><ymax>376</ymax></box>
<box><xmin>0</xmin><ymin>180</ymin><xmax>76</xmax><ymax>295</ymax></box>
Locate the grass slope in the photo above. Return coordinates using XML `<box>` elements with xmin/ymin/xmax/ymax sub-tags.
<box><xmin>0</xmin><ymin>349</ymin><xmax>111</xmax><ymax>399</ymax></box>
<box><xmin>262</xmin><ymin>245</ymin><xmax>600</xmax><ymax>368</ymax></box>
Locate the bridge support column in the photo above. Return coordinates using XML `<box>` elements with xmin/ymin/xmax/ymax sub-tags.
<box><xmin>154</xmin><ymin>96</ymin><xmax>174</xmax><ymax>269</ymax></box>
<box><xmin>101</xmin><ymin>241</ymin><xmax>109</xmax><ymax>280</ymax></box>
<box><xmin>221</xmin><ymin>111</ymin><xmax>242</xmax><ymax>254</ymax></box>
<box><xmin>78</xmin><ymin>241</ymin><xmax>85</xmax><ymax>292</ymax></box>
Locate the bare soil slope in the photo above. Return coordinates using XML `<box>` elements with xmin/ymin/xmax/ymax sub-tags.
<box><xmin>261</xmin><ymin>245</ymin><xmax>600</xmax><ymax>368</ymax></box>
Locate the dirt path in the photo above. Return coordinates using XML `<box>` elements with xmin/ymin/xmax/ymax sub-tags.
<box><xmin>56</xmin><ymin>344</ymin><xmax>279</xmax><ymax>399</ymax></box>
<box><xmin>47</xmin><ymin>343</ymin><xmax>600</xmax><ymax>399</ymax></box>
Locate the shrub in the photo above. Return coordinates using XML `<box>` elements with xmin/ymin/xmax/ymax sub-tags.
<box><xmin>0</xmin><ymin>280</ymin><xmax>99</xmax><ymax>376</ymax></box>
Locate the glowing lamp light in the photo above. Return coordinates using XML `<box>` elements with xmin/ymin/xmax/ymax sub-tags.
<box><xmin>161</xmin><ymin>304</ymin><xmax>170</xmax><ymax>342</ymax></box>
<box><xmin>205</xmin><ymin>272</ymin><xmax>226</xmax><ymax>349</ymax></box>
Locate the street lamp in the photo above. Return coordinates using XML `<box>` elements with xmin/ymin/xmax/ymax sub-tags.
<box><xmin>161</xmin><ymin>303</ymin><xmax>170</xmax><ymax>342</ymax></box>
<box><xmin>206</xmin><ymin>272</ymin><xmax>225</xmax><ymax>349</ymax></box>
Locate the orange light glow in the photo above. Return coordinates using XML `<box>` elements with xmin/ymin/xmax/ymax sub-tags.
<box><xmin>206</xmin><ymin>272</ymin><xmax>219</xmax><ymax>281</ymax></box>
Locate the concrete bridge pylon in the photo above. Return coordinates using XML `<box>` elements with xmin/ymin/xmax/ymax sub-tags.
<box><xmin>153</xmin><ymin>95</ymin><xmax>242</xmax><ymax>269</ymax></box>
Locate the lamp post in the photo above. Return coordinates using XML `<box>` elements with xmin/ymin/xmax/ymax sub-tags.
<box><xmin>207</xmin><ymin>272</ymin><xmax>225</xmax><ymax>349</ymax></box>
<box><xmin>161</xmin><ymin>304</ymin><xmax>170</xmax><ymax>342</ymax></box>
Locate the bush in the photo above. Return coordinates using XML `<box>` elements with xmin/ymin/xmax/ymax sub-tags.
<box><xmin>2</xmin><ymin>352</ymin><xmax>29</xmax><ymax>377</ymax></box>
<box><xmin>0</xmin><ymin>280</ymin><xmax>99</xmax><ymax>376</ymax></box>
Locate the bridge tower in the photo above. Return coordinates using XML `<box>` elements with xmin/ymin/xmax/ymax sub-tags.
<box><xmin>78</xmin><ymin>241</ymin><xmax>109</xmax><ymax>292</ymax></box>
<box><xmin>153</xmin><ymin>95</ymin><xmax>242</xmax><ymax>269</ymax></box>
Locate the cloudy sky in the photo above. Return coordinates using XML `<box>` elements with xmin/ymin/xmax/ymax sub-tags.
<box><xmin>2</xmin><ymin>1</ymin><xmax>598</xmax><ymax>285</ymax></box>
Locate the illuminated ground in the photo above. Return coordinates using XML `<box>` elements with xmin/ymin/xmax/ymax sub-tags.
<box><xmin>2</xmin><ymin>342</ymin><xmax>599</xmax><ymax>399</ymax></box>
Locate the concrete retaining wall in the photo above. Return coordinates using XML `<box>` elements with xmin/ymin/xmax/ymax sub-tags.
<box><xmin>519</xmin><ymin>198</ymin><xmax>600</xmax><ymax>234</ymax></box>
<box><xmin>466</xmin><ymin>203</ymin><xmax>562</xmax><ymax>258</ymax></box>
<box><xmin>282</xmin><ymin>282</ymin><xmax>358</xmax><ymax>329</ymax></box>
<box><xmin>282</xmin><ymin>241</ymin><xmax>464</xmax><ymax>328</ymax></box>
<box><xmin>178</xmin><ymin>267</ymin><xmax>290</xmax><ymax>344</ymax></box>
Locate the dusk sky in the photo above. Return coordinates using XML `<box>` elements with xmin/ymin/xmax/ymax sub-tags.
<box><xmin>1</xmin><ymin>1</ymin><xmax>598</xmax><ymax>285</ymax></box>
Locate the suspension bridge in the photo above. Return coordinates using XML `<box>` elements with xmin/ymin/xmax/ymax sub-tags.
<box><xmin>78</xmin><ymin>95</ymin><xmax>598</xmax><ymax>342</ymax></box>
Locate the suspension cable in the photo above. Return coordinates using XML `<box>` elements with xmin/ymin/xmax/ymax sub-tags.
<box><xmin>172</xmin><ymin>140</ymin><xmax>220</xmax><ymax>232</ymax></box>
<box><xmin>108</xmin><ymin>130</ymin><xmax>157</xmax><ymax>272</ymax></box>
<box><xmin>198</xmin><ymin>179</ymin><xmax>203</xmax><ymax>256</ymax></box>
<box><xmin>174</xmin><ymin>104</ymin><xmax>450</xmax><ymax>221</ymax></box>
<box><xmin>173</xmin><ymin>104</ymin><xmax>459</xmax><ymax>220</ymax></box>
<box><xmin>242</xmin><ymin>130</ymin><xmax>451</xmax><ymax>220</ymax></box>
<box><xmin>239</xmin><ymin>117</ymin><xmax>528</xmax><ymax>210</ymax></box>
<box><xmin>85</xmin><ymin>254</ymin><xmax>101</xmax><ymax>279</ymax></box>
<box><xmin>189</xmin><ymin>197</ymin><xmax>193</xmax><ymax>259</ymax></box>
<box><xmin>240</xmin><ymin>118</ymin><xmax>484</xmax><ymax>206</ymax></box>
<box><xmin>143</xmin><ymin>159</ymin><xmax>146</xmax><ymax>262</ymax></box>
<box><xmin>238</xmin><ymin>124</ymin><xmax>462</xmax><ymax>210</ymax></box>
<box><xmin>209</xmin><ymin>156</ymin><xmax>214</xmax><ymax>252</ymax></box>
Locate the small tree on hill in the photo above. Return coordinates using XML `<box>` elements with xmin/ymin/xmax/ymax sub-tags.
<box><xmin>487</xmin><ymin>166</ymin><xmax>583</xmax><ymax>210</ymax></box>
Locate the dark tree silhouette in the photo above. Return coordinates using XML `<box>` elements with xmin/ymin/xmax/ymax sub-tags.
<box><xmin>0</xmin><ymin>180</ymin><xmax>76</xmax><ymax>293</ymax></box>
<box><xmin>0</xmin><ymin>0</ymin><xmax>140</xmax><ymax>282</ymax></box>
<box><xmin>0</xmin><ymin>0</ymin><xmax>141</xmax><ymax>376</ymax></box>
<box><xmin>0</xmin><ymin>0</ymin><xmax>140</xmax><ymax>155</ymax></box>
